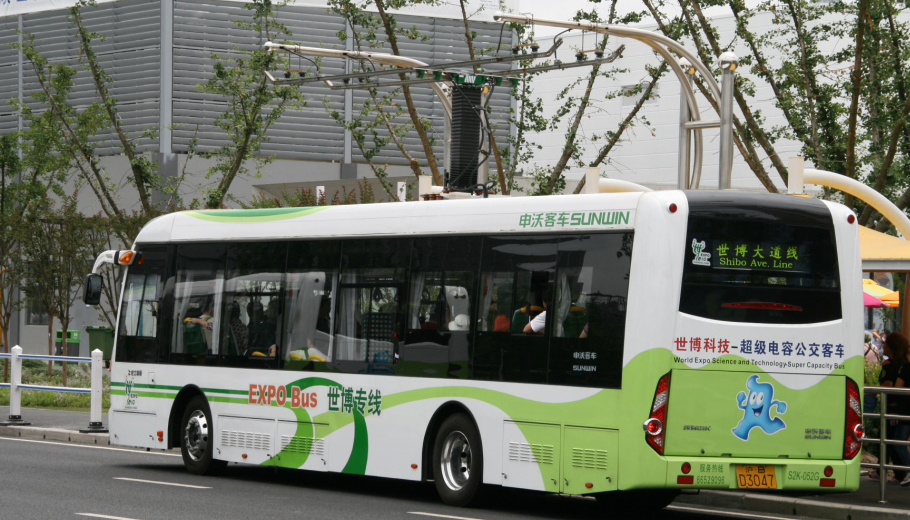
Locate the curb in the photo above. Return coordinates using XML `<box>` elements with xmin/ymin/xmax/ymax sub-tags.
<box><xmin>0</xmin><ymin>425</ymin><xmax>110</xmax><ymax>446</ymax></box>
<box><xmin>675</xmin><ymin>489</ymin><xmax>910</xmax><ymax>520</ymax></box>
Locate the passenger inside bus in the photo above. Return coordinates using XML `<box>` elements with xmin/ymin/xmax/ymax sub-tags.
<box><xmin>523</xmin><ymin>296</ymin><xmax>547</xmax><ymax>334</ymax></box>
<box><xmin>227</xmin><ymin>301</ymin><xmax>250</xmax><ymax>356</ymax></box>
<box><xmin>511</xmin><ymin>302</ymin><xmax>543</xmax><ymax>333</ymax></box>
<box><xmin>247</xmin><ymin>299</ymin><xmax>278</xmax><ymax>357</ymax></box>
<box><xmin>185</xmin><ymin>302</ymin><xmax>215</xmax><ymax>353</ymax></box>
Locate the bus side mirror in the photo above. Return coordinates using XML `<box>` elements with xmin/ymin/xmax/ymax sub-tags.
<box><xmin>84</xmin><ymin>273</ymin><xmax>103</xmax><ymax>305</ymax></box>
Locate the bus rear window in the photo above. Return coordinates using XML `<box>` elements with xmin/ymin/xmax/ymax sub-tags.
<box><xmin>679</xmin><ymin>196</ymin><xmax>840</xmax><ymax>324</ymax></box>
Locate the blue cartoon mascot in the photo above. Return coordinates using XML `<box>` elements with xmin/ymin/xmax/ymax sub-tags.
<box><xmin>732</xmin><ymin>375</ymin><xmax>787</xmax><ymax>440</ymax></box>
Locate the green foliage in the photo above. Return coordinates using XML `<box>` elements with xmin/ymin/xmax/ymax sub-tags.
<box><xmin>12</xmin><ymin>0</ymin><xmax>164</xmax><ymax>230</ymax></box>
<box><xmin>501</xmin><ymin>25</ymin><xmax>549</xmax><ymax>191</ymax></box>
<box><xmin>527</xmin><ymin>165</ymin><xmax>566</xmax><ymax>196</ymax></box>
<box><xmin>22</xmin><ymin>194</ymin><xmax>97</xmax><ymax>385</ymax></box>
<box><xmin>326</xmin><ymin>0</ymin><xmax>443</xmax><ymax>187</ymax></box>
<box><xmin>244</xmin><ymin>179</ymin><xmax>382</xmax><ymax>208</ymax></box>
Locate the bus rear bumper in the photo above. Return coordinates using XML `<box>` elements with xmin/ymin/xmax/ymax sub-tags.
<box><xmin>661</xmin><ymin>456</ymin><xmax>860</xmax><ymax>492</ymax></box>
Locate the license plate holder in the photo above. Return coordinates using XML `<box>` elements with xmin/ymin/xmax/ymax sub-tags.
<box><xmin>735</xmin><ymin>464</ymin><xmax>777</xmax><ymax>489</ymax></box>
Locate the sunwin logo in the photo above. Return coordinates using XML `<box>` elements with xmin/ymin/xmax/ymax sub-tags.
<box><xmin>732</xmin><ymin>375</ymin><xmax>787</xmax><ymax>440</ymax></box>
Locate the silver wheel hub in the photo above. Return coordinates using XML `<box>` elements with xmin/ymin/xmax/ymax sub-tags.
<box><xmin>184</xmin><ymin>410</ymin><xmax>209</xmax><ymax>462</ymax></box>
<box><xmin>440</xmin><ymin>430</ymin><xmax>471</xmax><ymax>491</ymax></box>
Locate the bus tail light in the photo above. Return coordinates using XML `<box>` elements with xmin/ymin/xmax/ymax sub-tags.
<box><xmin>644</xmin><ymin>372</ymin><xmax>671</xmax><ymax>454</ymax></box>
<box><xmin>844</xmin><ymin>377</ymin><xmax>863</xmax><ymax>459</ymax></box>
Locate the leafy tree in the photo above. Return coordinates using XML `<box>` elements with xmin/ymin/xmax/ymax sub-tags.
<box><xmin>13</xmin><ymin>0</ymin><xmax>164</xmax><ymax>239</ymax></box>
<box><xmin>24</xmin><ymin>196</ymin><xmax>93</xmax><ymax>385</ymax></box>
<box><xmin>500</xmin><ymin>25</ymin><xmax>550</xmax><ymax>194</ymax></box>
<box><xmin>635</xmin><ymin>0</ymin><xmax>910</xmax><ymax>211</ymax></box>
<box><xmin>540</xmin><ymin>0</ymin><xmax>668</xmax><ymax>195</ymax></box>
<box><xmin>197</xmin><ymin>0</ymin><xmax>305</xmax><ymax>209</ymax></box>
<box><xmin>327</xmin><ymin>0</ymin><xmax>445</xmax><ymax>189</ymax></box>
<box><xmin>0</xmin><ymin>134</ymin><xmax>26</xmax><ymax>382</ymax></box>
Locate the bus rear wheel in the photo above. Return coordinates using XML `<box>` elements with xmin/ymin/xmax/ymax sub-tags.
<box><xmin>180</xmin><ymin>396</ymin><xmax>225</xmax><ymax>475</ymax></box>
<box><xmin>433</xmin><ymin>414</ymin><xmax>484</xmax><ymax>507</ymax></box>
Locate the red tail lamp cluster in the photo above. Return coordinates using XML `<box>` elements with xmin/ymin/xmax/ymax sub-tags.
<box><xmin>844</xmin><ymin>378</ymin><xmax>863</xmax><ymax>460</ymax></box>
<box><xmin>644</xmin><ymin>372</ymin><xmax>671</xmax><ymax>454</ymax></box>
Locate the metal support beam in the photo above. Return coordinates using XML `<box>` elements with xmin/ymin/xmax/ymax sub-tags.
<box><xmin>718</xmin><ymin>52</ymin><xmax>737</xmax><ymax>190</ymax></box>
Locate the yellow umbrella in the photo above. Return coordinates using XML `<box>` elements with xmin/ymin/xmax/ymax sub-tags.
<box><xmin>863</xmin><ymin>279</ymin><xmax>901</xmax><ymax>307</ymax></box>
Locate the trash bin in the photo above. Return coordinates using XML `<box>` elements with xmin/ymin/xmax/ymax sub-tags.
<box><xmin>54</xmin><ymin>329</ymin><xmax>81</xmax><ymax>357</ymax></box>
<box><xmin>85</xmin><ymin>326</ymin><xmax>114</xmax><ymax>361</ymax></box>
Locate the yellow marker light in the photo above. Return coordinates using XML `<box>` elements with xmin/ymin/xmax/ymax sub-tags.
<box><xmin>118</xmin><ymin>250</ymin><xmax>135</xmax><ymax>265</ymax></box>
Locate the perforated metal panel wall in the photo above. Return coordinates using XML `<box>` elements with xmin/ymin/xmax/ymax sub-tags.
<box><xmin>18</xmin><ymin>0</ymin><xmax>161</xmax><ymax>155</ymax></box>
<box><xmin>1</xmin><ymin>0</ymin><xmax>512</xmax><ymax>168</ymax></box>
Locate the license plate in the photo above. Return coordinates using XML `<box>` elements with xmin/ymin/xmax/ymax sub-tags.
<box><xmin>735</xmin><ymin>465</ymin><xmax>777</xmax><ymax>489</ymax></box>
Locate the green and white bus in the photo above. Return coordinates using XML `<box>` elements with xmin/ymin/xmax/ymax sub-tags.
<box><xmin>86</xmin><ymin>189</ymin><xmax>864</xmax><ymax>508</ymax></box>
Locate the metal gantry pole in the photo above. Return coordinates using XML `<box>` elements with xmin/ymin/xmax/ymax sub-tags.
<box><xmin>718</xmin><ymin>51</ymin><xmax>738</xmax><ymax>190</ymax></box>
<box><xmin>677</xmin><ymin>58</ymin><xmax>693</xmax><ymax>189</ymax></box>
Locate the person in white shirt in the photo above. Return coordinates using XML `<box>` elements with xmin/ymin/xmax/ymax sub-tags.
<box><xmin>523</xmin><ymin>298</ymin><xmax>547</xmax><ymax>334</ymax></box>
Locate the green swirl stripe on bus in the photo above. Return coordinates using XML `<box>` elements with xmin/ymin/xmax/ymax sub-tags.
<box><xmin>185</xmin><ymin>206</ymin><xmax>328</xmax><ymax>223</ymax></box>
<box><xmin>269</xmin><ymin>377</ymin><xmax>364</xmax><ymax>471</ymax></box>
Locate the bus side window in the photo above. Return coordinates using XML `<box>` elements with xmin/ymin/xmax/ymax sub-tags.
<box><xmin>549</xmin><ymin>233</ymin><xmax>632</xmax><ymax>388</ymax></box>
<box><xmin>402</xmin><ymin>237</ymin><xmax>480</xmax><ymax>379</ymax></box>
<box><xmin>171</xmin><ymin>244</ymin><xmax>226</xmax><ymax>365</ymax></box>
<box><xmin>283</xmin><ymin>240</ymin><xmax>342</xmax><ymax>371</ymax></box>
<box><xmin>220</xmin><ymin>242</ymin><xmax>286</xmax><ymax>369</ymax></box>
<box><xmin>331</xmin><ymin>238</ymin><xmax>410</xmax><ymax>375</ymax></box>
<box><xmin>283</xmin><ymin>271</ymin><xmax>336</xmax><ymax>369</ymax></box>
<box><xmin>475</xmin><ymin>236</ymin><xmax>557</xmax><ymax>383</ymax></box>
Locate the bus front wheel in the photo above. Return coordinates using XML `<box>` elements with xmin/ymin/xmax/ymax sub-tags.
<box><xmin>433</xmin><ymin>413</ymin><xmax>484</xmax><ymax>507</ymax></box>
<box><xmin>180</xmin><ymin>396</ymin><xmax>225</xmax><ymax>475</ymax></box>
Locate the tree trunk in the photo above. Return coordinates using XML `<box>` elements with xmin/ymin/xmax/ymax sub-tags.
<box><xmin>46</xmin><ymin>319</ymin><xmax>53</xmax><ymax>378</ymax></box>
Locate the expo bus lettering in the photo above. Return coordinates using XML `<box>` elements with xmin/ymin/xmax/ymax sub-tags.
<box><xmin>248</xmin><ymin>383</ymin><xmax>318</xmax><ymax>408</ymax></box>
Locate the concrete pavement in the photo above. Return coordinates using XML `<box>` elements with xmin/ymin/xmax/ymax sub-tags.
<box><xmin>2</xmin><ymin>406</ymin><xmax>909</xmax><ymax>519</ymax></box>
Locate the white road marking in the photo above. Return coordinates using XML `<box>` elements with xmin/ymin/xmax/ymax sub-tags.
<box><xmin>114</xmin><ymin>477</ymin><xmax>212</xmax><ymax>489</ymax></box>
<box><xmin>668</xmin><ymin>504</ymin><xmax>800</xmax><ymax>520</ymax></box>
<box><xmin>0</xmin><ymin>436</ymin><xmax>179</xmax><ymax>456</ymax></box>
<box><xmin>409</xmin><ymin>512</ymin><xmax>490</xmax><ymax>520</ymax></box>
<box><xmin>76</xmin><ymin>514</ymin><xmax>149</xmax><ymax>520</ymax></box>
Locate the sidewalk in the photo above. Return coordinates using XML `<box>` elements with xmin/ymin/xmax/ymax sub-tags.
<box><xmin>2</xmin><ymin>406</ymin><xmax>909</xmax><ymax>519</ymax></box>
<box><xmin>675</xmin><ymin>478</ymin><xmax>910</xmax><ymax>520</ymax></box>
<box><xmin>0</xmin><ymin>405</ymin><xmax>109</xmax><ymax>445</ymax></box>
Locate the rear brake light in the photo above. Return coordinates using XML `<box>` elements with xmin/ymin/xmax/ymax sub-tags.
<box><xmin>844</xmin><ymin>378</ymin><xmax>862</xmax><ymax>459</ymax></box>
<box><xmin>720</xmin><ymin>302</ymin><xmax>802</xmax><ymax>311</ymax></box>
<box><xmin>644</xmin><ymin>372</ymin><xmax>671</xmax><ymax>454</ymax></box>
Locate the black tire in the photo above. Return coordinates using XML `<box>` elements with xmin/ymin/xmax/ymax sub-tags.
<box><xmin>180</xmin><ymin>395</ymin><xmax>225</xmax><ymax>475</ymax></box>
<box><xmin>433</xmin><ymin>413</ymin><xmax>485</xmax><ymax>507</ymax></box>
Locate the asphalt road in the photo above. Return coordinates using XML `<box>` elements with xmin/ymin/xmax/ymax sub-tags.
<box><xmin>0</xmin><ymin>435</ymin><xmax>834</xmax><ymax>520</ymax></box>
